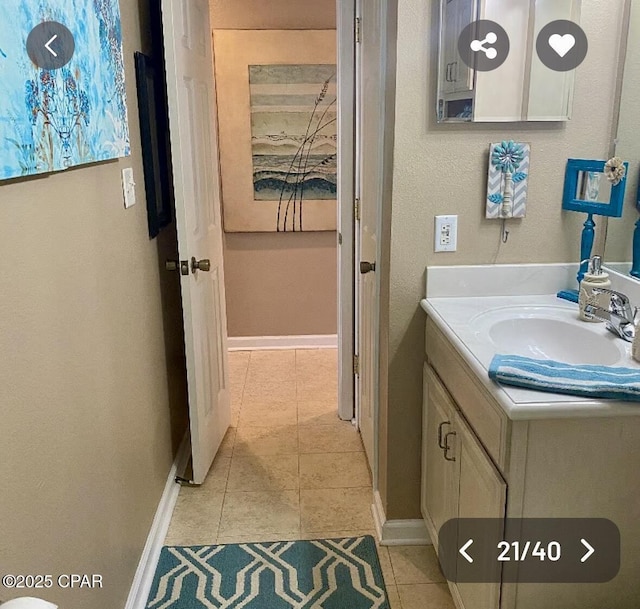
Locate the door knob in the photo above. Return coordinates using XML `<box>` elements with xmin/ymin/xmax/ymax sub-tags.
<box><xmin>166</xmin><ymin>259</ymin><xmax>190</xmax><ymax>276</ymax></box>
<box><xmin>360</xmin><ymin>261</ymin><xmax>376</xmax><ymax>274</ymax></box>
<box><xmin>191</xmin><ymin>257</ymin><xmax>211</xmax><ymax>273</ymax></box>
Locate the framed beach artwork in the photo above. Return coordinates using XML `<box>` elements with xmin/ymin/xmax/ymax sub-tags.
<box><xmin>0</xmin><ymin>0</ymin><xmax>129</xmax><ymax>181</ymax></box>
<box><xmin>214</xmin><ymin>30</ymin><xmax>337</xmax><ymax>232</ymax></box>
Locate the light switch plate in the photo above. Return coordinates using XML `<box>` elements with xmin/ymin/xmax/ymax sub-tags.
<box><xmin>122</xmin><ymin>167</ymin><xmax>136</xmax><ymax>208</ymax></box>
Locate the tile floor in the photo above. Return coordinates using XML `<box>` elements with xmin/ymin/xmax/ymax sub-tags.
<box><xmin>164</xmin><ymin>348</ymin><xmax>455</xmax><ymax>609</ymax></box>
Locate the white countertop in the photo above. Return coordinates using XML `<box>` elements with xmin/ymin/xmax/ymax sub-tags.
<box><xmin>422</xmin><ymin>264</ymin><xmax>640</xmax><ymax>421</ymax></box>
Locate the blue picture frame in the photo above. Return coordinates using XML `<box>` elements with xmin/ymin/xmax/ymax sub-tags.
<box><xmin>562</xmin><ymin>158</ymin><xmax>628</xmax><ymax>218</ymax></box>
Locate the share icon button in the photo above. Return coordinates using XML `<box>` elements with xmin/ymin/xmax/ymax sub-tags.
<box><xmin>458</xmin><ymin>19</ymin><xmax>510</xmax><ymax>72</ymax></box>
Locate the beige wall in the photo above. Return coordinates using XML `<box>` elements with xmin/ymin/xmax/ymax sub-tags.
<box><xmin>0</xmin><ymin>1</ymin><xmax>188</xmax><ymax>607</ymax></box>
<box><xmin>210</xmin><ymin>0</ymin><xmax>336</xmax><ymax>30</ymax></box>
<box><xmin>224</xmin><ymin>232</ymin><xmax>338</xmax><ymax>336</ymax></box>
<box><xmin>379</xmin><ymin>0</ymin><xmax>626</xmax><ymax>519</ymax></box>
<box><xmin>211</xmin><ymin>0</ymin><xmax>337</xmax><ymax>337</ymax></box>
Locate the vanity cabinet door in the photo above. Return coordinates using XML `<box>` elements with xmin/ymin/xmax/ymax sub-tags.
<box><xmin>422</xmin><ymin>366</ymin><xmax>459</xmax><ymax>553</ymax></box>
<box><xmin>452</xmin><ymin>0</ymin><xmax>474</xmax><ymax>93</ymax></box>
<box><xmin>441</xmin><ymin>0</ymin><xmax>475</xmax><ymax>96</ymax></box>
<box><xmin>454</xmin><ymin>411</ymin><xmax>506</xmax><ymax>609</ymax></box>
<box><xmin>441</xmin><ymin>0</ymin><xmax>459</xmax><ymax>95</ymax></box>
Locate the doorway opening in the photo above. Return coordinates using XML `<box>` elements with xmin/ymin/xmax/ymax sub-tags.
<box><xmin>209</xmin><ymin>0</ymin><xmax>359</xmax><ymax>465</ymax></box>
<box><xmin>155</xmin><ymin>0</ymin><xmax>385</xmax><ymax>515</ymax></box>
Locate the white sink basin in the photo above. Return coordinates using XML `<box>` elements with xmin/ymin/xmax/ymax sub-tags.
<box><xmin>488</xmin><ymin>317</ymin><xmax>621</xmax><ymax>365</ymax></box>
<box><xmin>471</xmin><ymin>305</ymin><xmax>625</xmax><ymax>366</ymax></box>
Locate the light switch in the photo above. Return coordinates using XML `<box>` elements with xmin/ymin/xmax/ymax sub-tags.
<box><xmin>122</xmin><ymin>167</ymin><xmax>136</xmax><ymax>208</ymax></box>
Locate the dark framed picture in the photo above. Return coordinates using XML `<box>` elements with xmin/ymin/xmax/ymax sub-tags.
<box><xmin>134</xmin><ymin>51</ymin><xmax>173</xmax><ymax>238</ymax></box>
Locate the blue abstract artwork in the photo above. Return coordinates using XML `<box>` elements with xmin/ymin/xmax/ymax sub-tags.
<box><xmin>0</xmin><ymin>0</ymin><xmax>130</xmax><ymax>181</ymax></box>
<box><xmin>249</xmin><ymin>64</ymin><xmax>337</xmax><ymax>232</ymax></box>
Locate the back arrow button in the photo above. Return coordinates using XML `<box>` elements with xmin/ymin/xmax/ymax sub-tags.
<box><xmin>26</xmin><ymin>21</ymin><xmax>75</xmax><ymax>70</ymax></box>
<box><xmin>459</xmin><ymin>539</ymin><xmax>474</xmax><ymax>564</ymax></box>
<box><xmin>45</xmin><ymin>34</ymin><xmax>59</xmax><ymax>57</ymax></box>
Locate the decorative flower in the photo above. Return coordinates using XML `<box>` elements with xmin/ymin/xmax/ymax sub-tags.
<box><xmin>604</xmin><ymin>157</ymin><xmax>626</xmax><ymax>186</ymax></box>
<box><xmin>491</xmin><ymin>140</ymin><xmax>525</xmax><ymax>174</ymax></box>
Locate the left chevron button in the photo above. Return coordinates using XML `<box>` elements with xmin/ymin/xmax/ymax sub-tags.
<box><xmin>26</xmin><ymin>21</ymin><xmax>75</xmax><ymax>70</ymax></box>
<box><xmin>459</xmin><ymin>539</ymin><xmax>474</xmax><ymax>564</ymax></box>
<box><xmin>45</xmin><ymin>35</ymin><xmax>59</xmax><ymax>57</ymax></box>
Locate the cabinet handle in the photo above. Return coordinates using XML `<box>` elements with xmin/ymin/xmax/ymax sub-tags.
<box><xmin>452</xmin><ymin>61</ymin><xmax>458</xmax><ymax>82</ymax></box>
<box><xmin>438</xmin><ymin>421</ymin><xmax>451</xmax><ymax>449</ymax></box>
<box><xmin>443</xmin><ymin>431</ymin><xmax>457</xmax><ymax>462</ymax></box>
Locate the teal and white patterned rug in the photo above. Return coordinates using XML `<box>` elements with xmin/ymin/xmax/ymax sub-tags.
<box><xmin>146</xmin><ymin>536</ymin><xmax>389</xmax><ymax>608</ymax></box>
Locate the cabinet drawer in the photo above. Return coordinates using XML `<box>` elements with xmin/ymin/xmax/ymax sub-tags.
<box><xmin>426</xmin><ymin>316</ymin><xmax>509</xmax><ymax>472</ymax></box>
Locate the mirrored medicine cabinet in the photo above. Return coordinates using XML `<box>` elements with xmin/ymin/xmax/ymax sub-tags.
<box><xmin>437</xmin><ymin>0</ymin><xmax>580</xmax><ymax>122</ymax></box>
<box><xmin>603</xmin><ymin>0</ymin><xmax>640</xmax><ymax>278</ymax></box>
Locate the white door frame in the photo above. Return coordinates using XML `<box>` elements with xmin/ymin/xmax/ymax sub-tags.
<box><xmin>337</xmin><ymin>0</ymin><xmax>357</xmax><ymax>423</ymax></box>
<box><xmin>162</xmin><ymin>2</ymin><xmax>372</xmax><ymax>479</ymax></box>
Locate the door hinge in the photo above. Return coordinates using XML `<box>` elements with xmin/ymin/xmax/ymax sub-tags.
<box><xmin>353</xmin><ymin>354</ymin><xmax>360</xmax><ymax>376</ymax></box>
<box><xmin>338</xmin><ymin>231</ymin><xmax>343</xmax><ymax>245</ymax></box>
<box><xmin>355</xmin><ymin>198</ymin><xmax>361</xmax><ymax>222</ymax></box>
<box><xmin>355</xmin><ymin>17</ymin><xmax>362</xmax><ymax>44</ymax></box>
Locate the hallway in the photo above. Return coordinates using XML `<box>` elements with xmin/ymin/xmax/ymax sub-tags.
<box><xmin>163</xmin><ymin>349</ymin><xmax>453</xmax><ymax>609</ymax></box>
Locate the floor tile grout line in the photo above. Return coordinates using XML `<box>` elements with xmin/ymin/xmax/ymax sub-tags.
<box><xmin>214</xmin><ymin>485</ymin><xmax>228</xmax><ymax>545</ymax></box>
<box><xmin>296</xmin><ymin>411</ymin><xmax>302</xmax><ymax>537</ymax></box>
<box><xmin>295</xmin><ymin>349</ymin><xmax>300</xmax><ymax>402</ymax></box>
<box><xmin>299</xmin><ymin>485</ymin><xmax>373</xmax><ymax>491</ymax></box>
<box><xmin>218</xmin><ymin>350</ymin><xmax>246</xmax><ymax>544</ymax></box>
<box><xmin>238</xmin><ymin>351</ymin><xmax>250</xmax><ymax>407</ymax></box>
<box><xmin>215</xmin><ymin>451</ymin><xmax>234</xmax><ymax>543</ymax></box>
<box><xmin>229</xmin><ymin>352</ymin><xmax>250</xmax><ymax>432</ymax></box>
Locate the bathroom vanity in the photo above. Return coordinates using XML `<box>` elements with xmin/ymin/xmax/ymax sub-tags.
<box><xmin>420</xmin><ymin>265</ymin><xmax>640</xmax><ymax>609</ymax></box>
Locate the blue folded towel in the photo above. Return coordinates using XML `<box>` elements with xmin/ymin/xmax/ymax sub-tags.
<box><xmin>488</xmin><ymin>354</ymin><xmax>640</xmax><ymax>402</ymax></box>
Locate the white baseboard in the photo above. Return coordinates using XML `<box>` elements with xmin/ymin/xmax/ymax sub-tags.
<box><xmin>228</xmin><ymin>335</ymin><xmax>338</xmax><ymax>351</ymax></box>
<box><xmin>372</xmin><ymin>490</ymin><xmax>431</xmax><ymax>546</ymax></box>
<box><xmin>124</xmin><ymin>433</ymin><xmax>190</xmax><ymax>609</ymax></box>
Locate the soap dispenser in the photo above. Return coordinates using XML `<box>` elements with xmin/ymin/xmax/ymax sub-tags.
<box><xmin>579</xmin><ymin>256</ymin><xmax>611</xmax><ymax>322</ymax></box>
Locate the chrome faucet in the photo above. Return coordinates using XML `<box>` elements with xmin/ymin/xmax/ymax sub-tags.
<box><xmin>584</xmin><ymin>288</ymin><xmax>639</xmax><ymax>342</ymax></box>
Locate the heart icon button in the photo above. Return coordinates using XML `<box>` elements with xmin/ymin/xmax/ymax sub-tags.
<box><xmin>548</xmin><ymin>33</ymin><xmax>576</xmax><ymax>58</ymax></box>
<box><xmin>537</xmin><ymin>20</ymin><xmax>588</xmax><ymax>71</ymax></box>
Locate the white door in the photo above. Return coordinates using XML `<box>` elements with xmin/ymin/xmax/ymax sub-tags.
<box><xmin>356</xmin><ymin>0</ymin><xmax>384</xmax><ymax>474</ymax></box>
<box><xmin>162</xmin><ymin>0</ymin><xmax>231</xmax><ymax>484</ymax></box>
